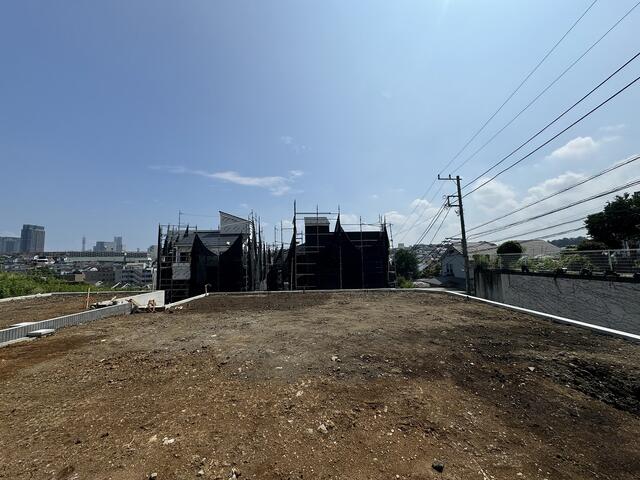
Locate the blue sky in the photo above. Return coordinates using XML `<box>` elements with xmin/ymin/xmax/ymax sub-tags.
<box><xmin>1</xmin><ymin>0</ymin><xmax>639</xmax><ymax>250</ymax></box>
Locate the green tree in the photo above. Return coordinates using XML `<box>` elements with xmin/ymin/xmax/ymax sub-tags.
<box><xmin>394</xmin><ymin>248</ymin><xmax>419</xmax><ymax>279</ymax></box>
<box><xmin>496</xmin><ymin>241</ymin><xmax>523</xmax><ymax>254</ymax></box>
<box><xmin>585</xmin><ymin>192</ymin><xmax>640</xmax><ymax>248</ymax></box>
<box><xmin>421</xmin><ymin>262</ymin><xmax>441</xmax><ymax>278</ymax></box>
<box><xmin>576</xmin><ymin>239</ymin><xmax>608</xmax><ymax>251</ymax></box>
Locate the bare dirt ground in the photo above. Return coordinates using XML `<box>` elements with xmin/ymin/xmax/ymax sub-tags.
<box><xmin>0</xmin><ymin>293</ymin><xmax>128</xmax><ymax>329</ymax></box>
<box><xmin>0</xmin><ymin>291</ymin><xmax>638</xmax><ymax>480</ymax></box>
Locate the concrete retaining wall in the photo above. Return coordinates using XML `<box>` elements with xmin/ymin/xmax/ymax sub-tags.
<box><xmin>474</xmin><ymin>270</ymin><xmax>640</xmax><ymax>335</ymax></box>
<box><xmin>0</xmin><ymin>303</ymin><xmax>132</xmax><ymax>346</ymax></box>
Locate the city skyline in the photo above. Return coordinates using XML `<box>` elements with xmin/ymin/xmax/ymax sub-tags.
<box><xmin>1</xmin><ymin>1</ymin><xmax>639</xmax><ymax>251</ymax></box>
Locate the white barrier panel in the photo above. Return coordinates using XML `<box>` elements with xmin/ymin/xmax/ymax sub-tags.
<box><xmin>0</xmin><ymin>303</ymin><xmax>132</xmax><ymax>346</ymax></box>
<box><xmin>114</xmin><ymin>291</ymin><xmax>165</xmax><ymax>308</ymax></box>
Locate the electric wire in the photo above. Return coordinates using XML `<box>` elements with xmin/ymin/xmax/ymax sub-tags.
<box><xmin>413</xmin><ymin>204</ymin><xmax>447</xmax><ymax>246</ymax></box>
<box><xmin>438</xmin><ymin>0</ymin><xmax>600</xmax><ymax>176</ymax></box>
<box><xmin>429</xmin><ymin>207</ymin><xmax>452</xmax><ymax>245</ymax></box>
<box><xmin>466</xmin><ymin>153</ymin><xmax>640</xmax><ymax>233</ymax></box>
<box><xmin>452</xmin><ymin>1</ymin><xmax>640</xmax><ymax>174</ymax></box>
<box><xmin>412</xmin><ymin>203</ymin><xmax>448</xmax><ymax>246</ymax></box>
<box><xmin>394</xmin><ymin>0</ymin><xmax>601</xmax><ymax>237</ymax></box>
<box><xmin>535</xmin><ymin>226</ymin><xmax>587</xmax><ymax>240</ymax></box>
<box><xmin>462</xmin><ymin>50</ymin><xmax>640</xmax><ymax>191</ymax></box>
<box><xmin>396</xmin><ymin>182</ymin><xmax>445</xmax><ymax>241</ymax></box>
<box><xmin>488</xmin><ymin>215</ymin><xmax>588</xmax><ymax>243</ymax></box>
<box><xmin>464</xmin><ymin>74</ymin><xmax>640</xmax><ymax>197</ymax></box>
<box><xmin>467</xmin><ymin>178</ymin><xmax>640</xmax><ymax>239</ymax></box>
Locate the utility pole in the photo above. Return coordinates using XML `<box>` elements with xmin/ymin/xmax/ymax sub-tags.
<box><xmin>438</xmin><ymin>175</ymin><xmax>471</xmax><ymax>295</ymax></box>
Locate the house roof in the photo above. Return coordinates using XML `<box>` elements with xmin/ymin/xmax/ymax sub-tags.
<box><xmin>445</xmin><ymin>239</ymin><xmax>561</xmax><ymax>257</ymax></box>
<box><xmin>173</xmin><ymin>230</ymin><xmax>244</xmax><ymax>253</ymax></box>
<box><xmin>447</xmin><ymin>241</ymin><xmax>498</xmax><ymax>256</ymax></box>
<box><xmin>304</xmin><ymin>216</ymin><xmax>330</xmax><ymax>227</ymax></box>
<box><xmin>515</xmin><ymin>239</ymin><xmax>561</xmax><ymax>256</ymax></box>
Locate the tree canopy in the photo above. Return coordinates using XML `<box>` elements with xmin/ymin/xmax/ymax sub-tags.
<box><xmin>496</xmin><ymin>241</ymin><xmax>523</xmax><ymax>254</ymax></box>
<box><xmin>394</xmin><ymin>248</ymin><xmax>420</xmax><ymax>279</ymax></box>
<box><xmin>585</xmin><ymin>193</ymin><xmax>640</xmax><ymax>248</ymax></box>
<box><xmin>576</xmin><ymin>239</ymin><xmax>608</xmax><ymax>251</ymax></box>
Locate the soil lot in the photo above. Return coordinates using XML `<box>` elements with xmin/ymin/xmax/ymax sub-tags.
<box><xmin>0</xmin><ymin>291</ymin><xmax>639</xmax><ymax>480</ymax></box>
<box><xmin>0</xmin><ymin>293</ymin><xmax>130</xmax><ymax>329</ymax></box>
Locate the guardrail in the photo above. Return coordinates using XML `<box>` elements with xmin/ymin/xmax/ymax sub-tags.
<box><xmin>0</xmin><ymin>303</ymin><xmax>132</xmax><ymax>346</ymax></box>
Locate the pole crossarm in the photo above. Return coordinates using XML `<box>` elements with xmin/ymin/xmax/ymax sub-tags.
<box><xmin>438</xmin><ymin>174</ymin><xmax>471</xmax><ymax>294</ymax></box>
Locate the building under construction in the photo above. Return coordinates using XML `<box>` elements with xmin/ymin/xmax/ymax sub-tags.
<box><xmin>156</xmin><ymin>212</ymin><xmax>268</xmax><ymax>302</ymax></box>
<box><xmin>156</xmin><ymin>207</ymin><xmax>393</xmax><ymax>301</ymax></box>
<box><xmin>281</xmin><ymin>206</ymin><xmax>393</xmax><ymax>290</ymax></box>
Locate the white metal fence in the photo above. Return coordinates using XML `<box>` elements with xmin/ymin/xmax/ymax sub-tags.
<box><xmin>0</xmin><ymin>303</ymin><xmax>131</xmax><ymax>345</ymax></box>
<box><xmin>473</xmin><ymin>248</ymin><xmax>640</xmax><ymax>277</ymax></box>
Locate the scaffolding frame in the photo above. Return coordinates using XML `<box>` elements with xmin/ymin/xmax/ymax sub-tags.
<box><xmin>155</xmin><ymin>213</ymin><xmax>265</xmax><ymax>302</ymax></box>
<box><xmin>285</xmin><ymin>202</ymin><xmax>392</xmax><ymax>290</ymax></box>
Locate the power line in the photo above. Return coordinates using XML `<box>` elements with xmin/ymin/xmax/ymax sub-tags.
<box><xmin>438</xmin><ymin>0</ymin><xmax>600</xmax><ymax>176</ymax></box>
<box><xmin>467</xmin><ymin>153</ymin><xmax>640</xmax><ymax>233</ymax></box>
<box><xmin>452</xmin><ymin>1</ymin><xmax>640</xmax><ymax>174</ymax></box>
<box><xmin>462</xmin><ymin>50</ymin><xmax>640</xmax><ymax>191</ymax></box>
<box><xmin>394</xmin><ymin>0</ymin><xmax>600</xmax><ymax>237</ymax></box>
<box><xmin>429</xmin><ymin>207</ymin><xmax>452</xmax><ymax>245</ymax></box>
<box><xmin>464</xmin><ymin>73</ymin><xmax>640</xmax><ymax>197</ymax></box>
<box><xmin>535</xmin><ymin>226</ymin><xmax>587</xmax><ymax>240</ymax></box>
<box><xmin>414</xmin><ymin>204</ymin><xmax>447</xmax><ymax>246</ymax></box>
<box><xmin>468</xmin><ymin>178</ymin><xmax>640</xmax><ymax>239</ymax></box>
<box><xmin>396</xmin><ymin>182</ymin><xmax>445</xmax><ymax>241</ymax></box>
<box><xmin>488</xmin><ymin>215</ymin><xmax>588</xmax><ymax>243</ymax></box>
<box><xmin>412</xmin><ymin>203</ymin><xmax>448</xmax><ymax>246</ymax></box>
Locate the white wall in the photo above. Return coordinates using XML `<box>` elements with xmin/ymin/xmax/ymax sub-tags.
<box><xmin>114</xmin><ymin>291</ymin><xmax>165</xmax><ymax>307</ymax></box>
<box><xmin>442</xmin><ymin>253</ymin><xmax>467</xmax><ymax>279</ymax></box>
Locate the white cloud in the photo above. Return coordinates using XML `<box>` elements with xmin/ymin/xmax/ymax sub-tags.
<box><xmin>279</xmin><ymin>135</ymin><xmax>308</xmax><ymax>153</ymax></box>
<box><xmin>469</xmin><ymin>178</ymin><xmax>518</xmax><ymax>213</ymax></box>
<box><xmin>599</xmin><ymin>124</ymin><xmax>625</xmax><ymax>133</ymax></box>
<box><xmin>547</xmin><ymin>136</ymin><xmax>599</xmax><ymax>160</ymax></box>
<box><xmin>464</xmin><ymin>153</ymin><xmax>640</xmax><ymax>242</ymax></box>
<box><xmin>150</xmin><ymin>165</ymin><xmax>303</xmax><ymax>196</ymax></box>
<box><xmin>410</xmin><ymin>198</ymin><xmax>431</xmax><ymax>209</ymax></box>
<box><xmin>384</xmin><ymin>198</ymin><xmax>459</xmax><ymax>245</ymax></box>
<box><xmin>525</xmin><ymin>171</ymin><xmax>585</xmax><ymax>200</ymax></box>
<box><xmin>370</xmin><ymin>194</ymin><xmax>379</xmax><ymax>200</ymax></box>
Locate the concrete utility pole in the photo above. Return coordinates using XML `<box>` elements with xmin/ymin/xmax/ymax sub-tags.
<box><xmin>438</xmin><ymin>175</ymin><xmax>471</xmax><ymax>295</ymax></box>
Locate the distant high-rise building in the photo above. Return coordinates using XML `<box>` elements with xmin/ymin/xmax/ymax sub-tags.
<box><xmin>93</xmin><ymin>236</ymin><xmax>124</xmax><ymax>253</ymax></box>
<box><xmin>93</xmin><ymin>240</ymin><xmax>115</xmax><ymax>252</ymax></box>
<box><xmin>82</xmin><ymin>236</ymin><xmax>86</xmax><ymax>252</ymax></box>
<box><xmin>0</xmin><ymin>236</ymin><xmax>21</xmax><ymax>254</ymax></box>
<box><xmin>20</xmin><ymin>224</ymin><xmax>45</xmax><ymax>253</ymax></box>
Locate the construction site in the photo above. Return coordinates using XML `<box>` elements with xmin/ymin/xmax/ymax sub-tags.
<box><xmin>1</xmin><ymin>290</ymin><xmax>639</xmax><ymax>480</ymax></box>
<box><xmin>3</xmin><ymin>2</ymin><xmax>640</xmax><ymax>479</ymax></box>
<box><xmin>156</xmin><ymin>207</ymin><xmax>394</xmax><ymax>303</ymax></box>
